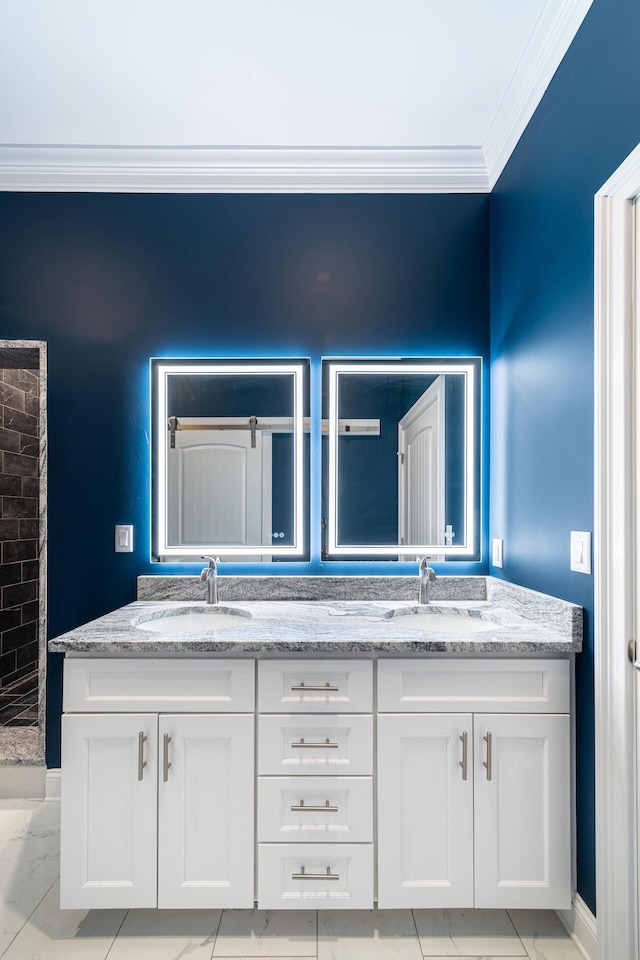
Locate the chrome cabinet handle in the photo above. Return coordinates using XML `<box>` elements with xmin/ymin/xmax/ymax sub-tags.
<box><xmin>459</xmin><ymin>731</ymin><xmax>468</xmax><ymax>781</ymax></box>
<box><xmin>137</xmin><ymin>731</ymin><xmax>147</xmax><ymax>782</ymax></box>
<box><xmin>291</xmin><ymin>682</ymin><xmax>339</xmax><ymax>692</ymax></box>
<box><xmin>483</xmin><ymin>731</ymin><xmax>492</xmax><ymax>781</ymax></box>
<box><xmin>291</xmin><ymin>799</ymin><xmax>339</xmax><ymax>812</ymax></box>
<box><xmin>292</xmin><ymin>866</ymin><xmax>340</xmax><ymax>881</ymax></box>
<box><xmin>163</xmin><ymin>733</ymin><xmax>172</xmax><ymax>782</ymax></box>
<box><xmin>291</xmin><ymin>738</ymin><xmax>339</xmax><ymax>749</ymax></box>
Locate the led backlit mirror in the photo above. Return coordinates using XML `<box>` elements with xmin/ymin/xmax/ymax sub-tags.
<box><xmin>152</xmin><ymin>359</ymin><xmax>309</xmax><ymax>561</ymax></box>
<box><xmin>322</xmin><ymin>358</ymin><xmax>481</xmax><ymax>559</ymax></box>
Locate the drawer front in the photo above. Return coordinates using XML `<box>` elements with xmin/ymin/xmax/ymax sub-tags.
<box><xmin>257</xmin><ymin>843</ymin><xmax>373</xmax><ymax>909</ymax></box>
<box><xmin>63</xmin><ymin>658</ymin><xmax>255</xmax><ymax>713</ymax></box>
<box><xmin>258</xmin><ymin>715</ymin><xmax>373</xmax><ymax>775</ymax></box>
<box><xmin>258</xmin><ymin>660</ymin><xmax>372</xmax><ymax>713</ymax></box>
<box><xmin>378</xmin><ymin>659</ymin><xmax>570</xmax><ymax>713</ymax></box>
<box><xmin>258</xmin><ymin>776</ymin><xmax>373</xmax><ymax>843</ymax></box>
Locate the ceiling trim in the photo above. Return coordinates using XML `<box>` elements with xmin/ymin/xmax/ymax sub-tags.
<box><xmin>0</xmin><ymin>144</ymin><xmax>489</xmax><ymax>193</ymax></box>
<box><xmin>0</xmin><ymin>0</ymin><xmax>592</xmax><ymax>195</ymax></box>
<box><xmin>483</xmin><ymin>0</ymin><xmax>593</xmax><ymax>189</ymax></box>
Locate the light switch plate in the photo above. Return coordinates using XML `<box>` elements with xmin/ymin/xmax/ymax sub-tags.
<box><xmin>115</xmin><ymin>524</ymin><xmax>134</xmax><ymax>553</ymax></box>
<box><xmin>570</xmin><ymin>530</ymin><xmax>591</xmax><ymax>574</ymax></box>
<box><xmin>492</xmin><ymin>538</ymin><xmax>503</xmax><ymax>568</ymax></box>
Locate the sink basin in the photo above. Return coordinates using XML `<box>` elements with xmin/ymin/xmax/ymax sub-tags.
<box><xmin>384</xmin><ymin>609</ymin><xmax>499</xmax><ymax>634</ymax></box>
<box><xmin>133</xmin><ymin>606</ymin><xmax>252</xmax><ymax>634</ymax></box>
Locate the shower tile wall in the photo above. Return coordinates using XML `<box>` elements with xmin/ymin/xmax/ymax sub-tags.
<box><xmin>0</xmin><ymin>353</ymin><xmax>40</xmax><ymax>726</ymax></box>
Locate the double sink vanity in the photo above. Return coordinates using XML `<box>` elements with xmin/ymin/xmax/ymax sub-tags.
<box><xmin>50</xmin><ymin>574</ymin><xmax>582</xmax><ymax>914</ymax></box>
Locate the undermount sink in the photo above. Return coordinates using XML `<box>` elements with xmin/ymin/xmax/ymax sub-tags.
<box><xmin>133</xmin><ymin>606</ymin><xmax>252</xmax><ymax>634</ymax></box>
<box><xmin>384</xmin><ymin>608</ymin><xmax>500</xmax><ymax>634</ymax></box>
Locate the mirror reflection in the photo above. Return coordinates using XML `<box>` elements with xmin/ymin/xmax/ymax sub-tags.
<box><xmin>322</xmin><ymin>359</ymin><xmax>480</xmax><ymax>559</ymax></box>
<box><xmin>152</xmin><ymin>359</ymin><xmax>309</xmax><ymax>561</ymax></box>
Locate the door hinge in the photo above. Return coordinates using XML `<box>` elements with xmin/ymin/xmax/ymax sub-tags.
<box><xmin>397</xmin><ymin>452</ymin><xmax>405</xmax><ymax>465</ymax></box>
<box><xmin>628</xmin><ymin>639</ymin><xmax>637</xmax><ymax>664</ymax></box>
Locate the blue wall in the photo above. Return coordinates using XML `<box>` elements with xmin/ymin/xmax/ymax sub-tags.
<box><xmin>490</xmin><ymin>0</ymin><xmax>640</xmax><ymax>914</ymax></box>
<box><xmin>0</xmin><ymin>192</ymin><xmax>490</xmax><ymax>767</ymax></box>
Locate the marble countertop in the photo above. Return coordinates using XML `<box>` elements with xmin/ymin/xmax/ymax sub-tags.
<box><xmin>48</xmin><ymin>594</ymin><xmax>582</xmax><ymax>655</ymax></box>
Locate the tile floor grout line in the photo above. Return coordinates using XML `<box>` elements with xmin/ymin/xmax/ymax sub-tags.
<box><xmin>0</xmin><ymin>873</ymin><xmax>58</xmax><ymax>960</ymax></box>
<box><xmin>208</xmin><ymin>905</ymin><xmax>224</xmax><ymax>960</ymax></box>
<box><xmin>409</xmin><ymin>907</ymin><xmax>426</xmax><ymax>958</ymax></box>
<box><xmin>103</xmin><ymin>909</ymin><xmax>129</xmax><ymax>960</ymax></box>
<box><xmin>315</xmin><ymin>908</ymin><xmax>319</xmax><ymax>959</ymax></box>
<box><xmin>505</xmin><ymin>908</ymin><xmax>529</xmax><ymax>958</ymax></box>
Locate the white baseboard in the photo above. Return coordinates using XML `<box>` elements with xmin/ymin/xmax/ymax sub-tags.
<box><xmin>45</xmin><ymin>768</ymin><xmax>61</xmax><ymax>800</ymax></box>
<box><xmin>557</xmin><ymin>894</ymin><xmax>598</xmax><ymax>960</ymax></box>
<box><xmin>0</xmin><ymin>764</ymin><xmax>46</xmax><ymax>799</ymax></box>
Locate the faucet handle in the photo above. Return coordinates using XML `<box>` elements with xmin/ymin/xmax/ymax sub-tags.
<box><xmin>418</xmin><ymin>556</ymin><xmax>436</xmax><ymax>581</ymax></box>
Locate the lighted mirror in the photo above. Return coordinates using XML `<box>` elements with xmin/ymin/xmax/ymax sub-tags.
<box><xmin>322</xmin><ymin>358</ymin><xmax>481</xmax><ymax>559</ymax></box>
<box><xmin>152</xmin><ymin>359</ymin><xmax>309</xmax><ymax>561</ymax></box>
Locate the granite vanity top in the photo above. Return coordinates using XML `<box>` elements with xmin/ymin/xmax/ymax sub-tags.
<box><xmin>49</xmin><ymin>577</ymin><xmax>582</xmax><ymax>655</ymax></box>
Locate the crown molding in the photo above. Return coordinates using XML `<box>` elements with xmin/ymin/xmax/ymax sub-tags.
<box><xmin>483</xmin><ymin>0</ymin><xmax>593</xmax><ymax>189</ymax></box>
<box><xmin>0</xmin><ymin>144</ymin><xmax>489</xmax><ymax>193</ymax></box>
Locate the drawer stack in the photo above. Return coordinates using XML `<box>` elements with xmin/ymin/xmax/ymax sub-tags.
<box><xmin>256</xmin><ymin>660</ymin><xmax>374</xmax><ymax>909</ymax></box>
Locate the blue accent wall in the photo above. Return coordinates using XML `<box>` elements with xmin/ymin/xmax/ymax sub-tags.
<box><xmin>0</xmin><ymin>193</ymin><xmax>490</xmax><ymax>768</ymax></box>
<box><xmin>489</xmin><ymin>0</ymin><xmax>640</xmax><ymax>915</ymax></box>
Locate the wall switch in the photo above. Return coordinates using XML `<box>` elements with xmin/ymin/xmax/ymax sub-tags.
<box><xmin>492</xmin><ymin>538</ymin><xmax>503</xmax><ymax>568</ymax></box>
<box><xmin>115</xmin><ymin>524</ymin><xmax>134</xmax><ymax>553</ymax></box>
<box><xmin>570</xmin><ymin>531</ymin><xmax>591</xmax><ymax>574</ymax></box>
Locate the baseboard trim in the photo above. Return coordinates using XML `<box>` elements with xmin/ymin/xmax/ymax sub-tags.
<box><xmin>557</xmin><ymin>894</ymin><xmax>598</xmax><ymax>960</ymax></box>
<box><xmin>0</xmin><ymin>764</ymin><xmax>46</xmax><ymax>799</ymax></box>
<box><xmin>45</xmin><ymin>768</ymin><xmax>61</xmax><ymax>800</ymax></box>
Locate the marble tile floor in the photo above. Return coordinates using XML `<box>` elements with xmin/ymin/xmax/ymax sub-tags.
<box><xmin>0</xmin><ymin>800</ymin><xmax>586</xmax><ymax>960</ymax></box>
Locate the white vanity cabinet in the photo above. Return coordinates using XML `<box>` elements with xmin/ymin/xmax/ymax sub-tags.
<box><xmin>59</xmin><ymin>654</ymin><xmax>572</xmax><ymax>913</ymax></box>
<box><xmin>60</xmin><ymin>659</ymin><xmax>255</xmax><ymax>910</ymax></box>
<box><xmin>377</xmin><ymin>659</ymin><xmax>572</xmax><ymax>910</ymax></box>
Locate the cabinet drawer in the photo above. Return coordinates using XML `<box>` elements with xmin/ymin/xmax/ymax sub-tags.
<box><xmin>258</xmin><ymin>715</ymin><xmax>373</xmax><ymax>775</ymax></box>
<box><xmin>258</xmin><ymin>660</ymin><xmax>372</xmax><ymax>713</ymax></box>
<box><xmin>63</xmin><ymin>658</ymin><xmax>255</xmax><ymax>713</ymax></box>
<box><xmin>378</xmin><ymin>659</ymin><xmax>570</xmax><ymax>713</ymax></box>
<box><xmin>257</xmin><ymin>843</ymin><xmax>373</xmax><ymax>909</ymax></box>
<box><xmin>258</xmin><ymin>777</ymin><xmax>373</xmax><ymax>843</ymax></box>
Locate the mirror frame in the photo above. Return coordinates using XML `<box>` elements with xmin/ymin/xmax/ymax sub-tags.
<box><xmin>324</xmin><ymin>357</ymin><xmax>481</xmax><ymax>558</ymax></box>
<box><xmin>152</xmin><ymin>358</ymin><xmax>307</xmax><ymax>560</ymax></box>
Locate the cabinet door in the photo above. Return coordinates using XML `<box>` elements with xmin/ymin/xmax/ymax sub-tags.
<box><xmin>474</xmin><ymin>713</ymin><xmax>571</xmax><ymax>909</ymax></box>
<box><xmin>158</xmin><ymin>714</ymin><xmax>254</xmax><ymax>908</ymax></box>
<box><xmin>377</xmin><ymin>713</ymin><xmax>473</xmax><ymax>908</ymax></box>
<box><xmin>60</xmin><ymin>713</ymin><xmax>158</xmax><ymax>909</ymax></box>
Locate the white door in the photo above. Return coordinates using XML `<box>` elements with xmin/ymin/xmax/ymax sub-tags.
<box><xmin>398</xmin><ymin>376</ymin><xmax>445</xmax><ymax>552</ymax></box>
<box><xmin>474</xmin><ymin>713</ymin><xmax>571</xmax><ymax>909</ymax></box>
<box><xmin>168</xmin><ymin>427</ymin><xmax>271</xmax><ymax>554</ymax></box>
<box><xmin>377</xmin><ymin>713</ymin><xmax>473</xmax><ymax>908</ymax></box>
<box><xmin>60</xmin><ymin>713</ymin><xmax>158</xmax><ymax>909</ymax></box>
<box><xmin>158</xmin><ymin>714</ymin><xmax>254</xmax><ymax>908</ymax></box>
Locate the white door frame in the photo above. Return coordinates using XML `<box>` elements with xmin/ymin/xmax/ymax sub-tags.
<box><xmin>595</xmin><ymin>142</ymin><xmax>640</xmax><ymax>960</ymax></box>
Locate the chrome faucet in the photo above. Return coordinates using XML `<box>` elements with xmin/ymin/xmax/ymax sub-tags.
<box><xmin>418</xmin><ymin>556</ymin><xmax>436</xmax><ymax>604</ymax></box>
<box><xmin>200</xmin><ymin>556</ymin><xmax>219</xmax><ymax>605</ymax></box>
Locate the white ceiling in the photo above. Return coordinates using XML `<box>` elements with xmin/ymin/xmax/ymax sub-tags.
<box><xmin>0</xmin><ymin>0</ymin><xmax>593</xmax><ymax>192</ymax></box>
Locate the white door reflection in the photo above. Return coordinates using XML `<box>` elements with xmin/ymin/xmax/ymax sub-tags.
<box><xmin>398</xmin><ymin>376</ymin><xmax>445</xmax><ymax>559</ymax></box>
<box><xmin>168</xmin><ymin>424</ymin><xmax>271</xmax><ymax>562</ymax></box>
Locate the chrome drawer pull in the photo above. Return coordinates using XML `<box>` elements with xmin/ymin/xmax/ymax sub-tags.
<box><xmin>163</xmin><ymin>733</ymin><xmax>172</xmax><ymax>782</ymax></box>
<box><xmin>483</xmin><ymin>731</ymin><xmax>492</xmax><ymax>781</ymax></box>
<box><xmin>292</xmin><ymin>865</ymin><xmax>340</xmax><ymax>881</ymax></box>
<box><xmin>137</xmin><ymin>731</ymin><xmax>147</xmax><ymax>782</ymax></box>
<box><xmin>459</xmin><ymin>731</ymin><xmax>468</xmax><ymax>781</ymax></box>
<box><xmin>291</xmin><ymin>682</ymin><xmax>340</xmax><ymax>692</ymax></box>
<box><xmin>291</xmin><ymin>799</ymin><xmax>339</xmax><ymax>812</ymax></box>
<box><xmin>291</xmin><ymin>738</ymin><xmax>339</xmax><ymax>749</ymax></box>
